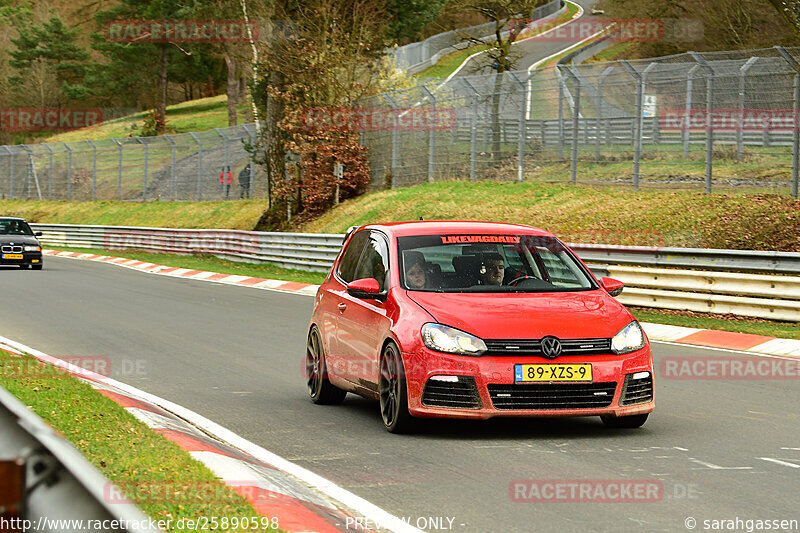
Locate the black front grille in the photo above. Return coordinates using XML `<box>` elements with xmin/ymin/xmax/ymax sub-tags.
<box><xmin>620</xmin><ymin>373</ymin><xmax>653</xmax><ymax>406</ymax></box>
<box><xmin>488</xmin><ymin>382</ymin><xmax>617</xmax><ymax>410</ymax></box>
<box><xmin>1</xmin><ymin>245</ymin><xmax>23</xmax><ymax>253</ymax></box>
<box><xmin>422</xmin><ymin>376</ymin><xmax>482</xmax><ymax>409</ymax></box>
<box><xmin>483</xmin><ymin>338</ymin><xmax>612</xmax><ymax>357</ymax></box>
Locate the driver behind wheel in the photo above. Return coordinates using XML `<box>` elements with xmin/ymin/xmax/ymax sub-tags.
<box><xmin>479</xmin><ymin>253</ymin><xmax>505</xmax><ymax>285</ymax></box>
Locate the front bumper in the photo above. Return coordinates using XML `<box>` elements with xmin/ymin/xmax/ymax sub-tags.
<box><xmin>403</xmin><ymin>347</ymin><xmax>654</xmax><ymax>420</ymax></box>
<box><xmin>0</xmin><ymin>251</ymin><xmax>42</xmax><ymax>267</ymax></box>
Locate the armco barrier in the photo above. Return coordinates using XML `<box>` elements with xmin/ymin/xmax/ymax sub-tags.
<box><xmin>31</xmin><ymin>224</ymin><xmax>800</xmax><ymax>321</ymax></box>
<box><xmin>0</xmin><ymin>383</ymin><xmax>160</xmax><ymax>532</ymax></box>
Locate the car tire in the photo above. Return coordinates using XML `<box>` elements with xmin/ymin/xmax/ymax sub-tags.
<box><xmin>601</xmin><ymin>413</ymin><xmax>649</xmax><ymax>428</ymax></box>
<box><xmin>306</xmin><ymin>327</ymin><xmax>346</xmax><ymax>405</ymax></box>
<box><xmin>379</xmin><ymin>342</ymin><xmax>414</xmax><ymax>433</ymax></box>
<box><xmin>32</xmin><ymin>265</ymin><xmax>42</xmax><ymax>270</ymax></box>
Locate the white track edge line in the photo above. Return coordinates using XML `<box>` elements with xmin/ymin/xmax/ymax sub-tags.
<box><xmin>649</xmin><ymin>339</ymin><xmax>800</xmax><ymax>360</ymax></box>
<box><xmin>46</xmin><ymin>252</ymin><xmax>317</xmax><ymax>298</ymax></box>
<box><xmin>0</xmin><ymin>335</ymin><xmax>421</xmax><ymax>533</ymax></box>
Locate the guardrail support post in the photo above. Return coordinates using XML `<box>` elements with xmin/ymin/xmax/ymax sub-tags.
<box><xmin>738</xmin><ymin>57</ymin><xmax>758</xmax><ymax>161</ymax></box>
<box><xmin>642</xmin><ymin>63</ymin><xmax>658</xmax><ymax>147</ymax></box>
<box><xmin>557</xmin><ymin>68</ymin><xmax>565</xmax><ymax>161</ymax></box>
<box><xmin>691</xmin><ymin>52</ymin><xmax>715</xmax><ymax>194</ymax></box>
<box><xmin>86</xmin><ymin>140</ymin><xmax>97</xmax><ymax>200</ymax></box>
<box><xmin>620</xmin><ymin>60</ymin><xmax>643</xmax><ymax>190</ymax></box>
<box><xmin>776</xmin><ymin>46</ymin><xmax>800</xmax><ymax>198</ymax></box>
<box><xmin>420</xmin><ymin>85</ymin><xmax>436</xmax><ymax>183</ymax></box>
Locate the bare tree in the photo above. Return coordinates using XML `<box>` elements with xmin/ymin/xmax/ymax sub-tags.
<box><xmin>456</xmin><ymin>0</ymin><xmax>546</xmax><ymax>161</ymax></box>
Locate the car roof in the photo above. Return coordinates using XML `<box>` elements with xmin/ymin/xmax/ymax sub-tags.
<box><xmin>360</xmin><ymin>220</ymin><xmax>555</xmax><ymax>238</ymax></box>
<box><xmin>0</xmin><ymin>217</ymin><xmax>27</xmax><ymax>221</ymax></box>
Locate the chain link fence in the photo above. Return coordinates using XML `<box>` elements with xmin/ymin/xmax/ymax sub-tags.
<box><xmin>0</xmin><ymin>124</ymin><xmax>262</xmax><ymax>201</ymax></box>
<box><xmin>365</xmin><ymin>45</ymin><xmax>800</xmax><ymax>197</ymax></box>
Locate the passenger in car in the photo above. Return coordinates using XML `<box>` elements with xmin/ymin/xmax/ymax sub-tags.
<box><xmin>480</xmin><ymin>253</ymin><xmax>505</xmax><ymax>286</ymax></box>
<box><xmin>404</xmin><ymin>251</ymin><xmax>428</xmax><ymax>289</ymax></box>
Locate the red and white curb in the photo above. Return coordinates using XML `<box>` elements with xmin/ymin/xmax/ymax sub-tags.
<box><xmin>0</xmin><ymin>336</ymin><xmax>420</xmax><ymax>533</ymax></box>
<box><xmin>43</xmin><ymin>250</ymin><xmax>321</xmax><ymax>297</ymax></box>
<box><xmin>641</xmin><ymin>323</ymin><xmax>800</xmax><ymax>358</ymax></box>
<box><xmin>44</xmin><ymin>249</ymin><xmax>800</xmax><ymax>359</ymax></box>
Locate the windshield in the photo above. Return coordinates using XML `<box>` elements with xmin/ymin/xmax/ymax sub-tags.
<box><xmin>397</xmin><ymin>234</ymin><xmax>596</xmax><ymax>293</ymax></box>
<box><xmin>0</xmin><ymin>219</ymin><xmax>34</xmax><ymax>236</ymax></box>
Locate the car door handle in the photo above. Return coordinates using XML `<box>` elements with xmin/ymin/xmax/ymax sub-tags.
<box><xmin>337</xmin><ymin>303</ymin><xmax>347</xmax><ymax>312</ymax></box>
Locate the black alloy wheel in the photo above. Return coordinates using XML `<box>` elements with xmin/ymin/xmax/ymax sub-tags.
<box><xmin>306</xmin><ymin>327</ymin><xmax>346</xmax><ymax>405</ymax></box>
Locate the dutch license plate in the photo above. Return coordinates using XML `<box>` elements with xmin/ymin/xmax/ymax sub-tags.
<box><xmin>2</xmin><ymin>253</ymin><xmax>23</xmax><ymax>260</ymax></box>
<box><xmin>515</xmin><ymin>364</ymin><xmax>592</xmax><ymax>382</ymax></box>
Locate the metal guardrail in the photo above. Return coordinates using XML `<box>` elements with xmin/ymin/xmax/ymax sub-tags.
<box><xmin>0</xmin><ymin>383</ymin><xmax>160</xmax><ymax>532</ymax></box>
<box><xmin>31</xmin><ymin>224</ymin><xmax>800</xmax><ymax>321</ymax></box>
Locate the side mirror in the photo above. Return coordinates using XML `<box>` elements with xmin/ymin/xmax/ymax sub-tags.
<box><xmin>35</xmin><ymin>232</ymin><xmax>42</xmax><ymax>237</ymax></box>
<box><xmin>601</xmin><ymin>277</ymin><xmax>624</xmax><ymax>297</ymax></box>
<box><xmin>346</xmin><ymin>278</ymin><xmax>385</xmax><ymax>300</ymax></box>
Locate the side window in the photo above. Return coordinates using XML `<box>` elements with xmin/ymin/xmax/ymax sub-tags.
<box><xmin>354</xmin><ymin>234</ymin><xmax>390</xmax><ymax>290</ymax></box>
<box><xmin>337</xmin><ymin>230</ymin><xmax>369</xmax><ymax>283</ymax></box>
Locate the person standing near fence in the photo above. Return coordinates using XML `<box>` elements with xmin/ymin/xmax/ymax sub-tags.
<box><xmin>238</xmin><ymin>163</ymin><xmax>251</xmax><ymax>199</ymax></box>
<box><xmin>219</xmin><ymin>166</ymin><xmax>233</xmax><ymax>199</ymax></box>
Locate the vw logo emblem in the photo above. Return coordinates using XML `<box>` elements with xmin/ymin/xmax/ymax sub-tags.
<box><xmin>541</xmin><ymin>336</ymin><xmax>562</xmax><ymax>359</ymax></box>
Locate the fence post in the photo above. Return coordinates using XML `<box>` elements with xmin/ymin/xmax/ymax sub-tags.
<box><xmin>86</xmin><ymin>140</ymin><xmax>97</xmax><ymax>200</ymax></box>
<box><xmin>691</xmin><ymin>52</ymin><xmax>714</xmax><ymax>194</ymax></box>
<box><xmin>560</xmin><ymin>65</ymin><xmax>580</xmax><ymax>185</ymax></box>
<box><xmin>420</xmin><ymin>86</ymin><xmax>436</xmax><ymax>183</ymax></box>
<box><xmin>215</xmin><ymin>127</ymin><xmax>230</xmax><ymax>197</ymax></box>
<box><xmin>165</xmin><ymin>135</ymin><xmax>176</xmax><ymax>200</ymax></box>
<box><xmin>63</xmin><ymin>142</ymin><xmax>72</xmax><ymax>201</ymax></box>
<box><xmin>596</xmin><ymin>66</ymin><xmax>614</xmax><ymax>162</ymax></box>
<box><xmin>620</xmin><ymin>60</ymin><xmax>643</xmax><ymax>190</ymax></box>
<box><xmin>135</xmin><ymin>137</ymin><xmax>148</xmax><ymax>201</ymax></box>
<box><xmin>461</xmin><ymin>79</ymin><xmax>480</xmax><ymax>182</ymax></box>
<box><xmin>737</xmin><ymin>57</ymin><xmax>758</xmax><ymax>161</ymax></box>
<box><xmin>382</xmin><ymin>93</ymin><xmax>400</xmax><ymax>188</ymax></box>
<box><xmin>44</xmin><ymin>143</ymin><xmax>53</xmax><ymax>200</ymax></box>
<box><xmin>642</xmin><ymin>62</ymin><xmax>657</xmax><ymax>146</ymax></box>
<box><xmin>684</xmin><ymin>64</ymin><xmax>700</xmax><ymax>160</ymax></box>
<box><xmin>509</xmin><ymin>72</ymin><xmax>528</xmax><ymax>182</ymax></box>
<box><xmin>190</xmin><ymin>132</ymin><xmax>203</xmax><ymax>201</ymax></box>
<box><xmin>775</xmin><ymin>46</ymin><xmax>800</xmax><ymax>199</ymax></box>
<box><xmin>557</xmin><ymin>68</ymin><xmax>565</xmax><ymax>161</ymax></box>
<box><xmin>112</xmin><ymin>138</ymin><xmax>123</xmax><ymax>200</ymax></box>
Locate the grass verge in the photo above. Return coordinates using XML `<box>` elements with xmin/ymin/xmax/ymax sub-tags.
<box><xmin>48</xmin><ymin>246</ymin><xmax>800</xmax><ymax>340</ymax></box>
<box><xmin>0</xmin><ymin>348</ymin><xmax>277</xmax><ymax>531</ymax></box>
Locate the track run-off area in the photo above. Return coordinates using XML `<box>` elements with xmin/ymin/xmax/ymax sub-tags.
<box><xmin>1</xmin><ymin>255</ymin><xmax>799</xmax><ymax>532</ymax></box>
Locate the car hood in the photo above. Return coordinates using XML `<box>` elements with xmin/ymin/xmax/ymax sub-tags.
<box><xmin>406</xmin><ymin>290</ymin><xmax>633</xmax><ymax>340</ymax></box>
<box><xmin>0</xmin><ymin>235</ymin><xmax>39</xmax><ymax>245</ymax></box>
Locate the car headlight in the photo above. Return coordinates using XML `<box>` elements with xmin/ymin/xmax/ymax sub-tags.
<box><xmin>611</xmin><ymin>321</ymin><xmax>645</xmax><ymax>355</ymax></box>
<box><xmin>421</xmin><ymin>323</ymin><xmax>487</xmax><ymax>356</ymax></box>
<box><xmin>24</xmin><ymin>245</ymin><xmax>41</xmax><ymax>252</ymax></box>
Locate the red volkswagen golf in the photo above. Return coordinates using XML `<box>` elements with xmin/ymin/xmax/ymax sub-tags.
<box><xmin>306</xmin><ymin>221</ymin><xmax>654</xmax><ymax>433</ymax></box>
